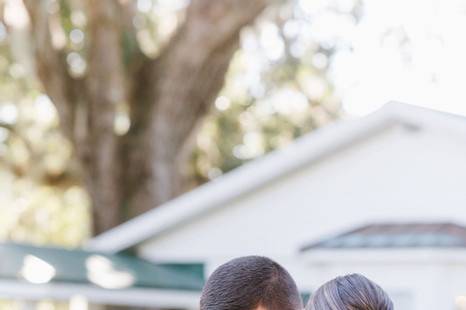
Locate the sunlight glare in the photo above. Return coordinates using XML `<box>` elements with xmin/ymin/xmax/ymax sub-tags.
<box><xmin>20</xmin><ymin>255</ymin><xmax>56</xmax><ymax>284</ymax></box>
<box><xmin>86</xmin><ymin>255</ymin><xmax>135</xmax><ymax>289</ymax></box>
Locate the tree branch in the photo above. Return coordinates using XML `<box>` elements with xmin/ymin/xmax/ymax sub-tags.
<box><xmin>22</xmin><ymin>0</ymin><xmax>76</xmax><ymax>140</ymax></box>
<box><xmin>154</xmin><ymin>0</ymin><xmax>267</xmax><ymax>145</ymax></box>
<box><xmin>123</xmin><ymin>0</ymin><xmax>269</xmax><ymax>211</ymax></box>
<box><xmin>83</xmin><ymin>0</ymin><xmax>129</xmax><ymax>233</ymax></box>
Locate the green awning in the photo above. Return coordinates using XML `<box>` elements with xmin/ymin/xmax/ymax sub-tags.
<box><xmin>0</xmin><ymin>243</ymin><xmax>204</xmax><ymax>291</ymax></box>
<box><xmin>301</xmin><ymin>291</ymin><xmax>311</xmax><ymax>304</ymax></box>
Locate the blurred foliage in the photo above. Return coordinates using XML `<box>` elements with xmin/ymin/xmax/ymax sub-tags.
<box><xmin>0</xmin><ymin>0</ymin><xmax>361</xmax><ymax>246</ymax></box>
<box><xmin>192</xmin><ymin>2</ymin><xmax>344</xmax><ymax>183</ymax></box>
<box><xmin>0</xmin><ymin>4</ymin><xmax>90</xmax><ymax>246</ymax></box>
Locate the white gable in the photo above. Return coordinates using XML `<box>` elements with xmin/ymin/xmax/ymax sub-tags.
<box><xmin>87</xmin><ymin>102</ymin><xmax>466</xmax><ymax>258</ymax></box>
<box><xmin>137</xmin><ymin>120</ymin><xmax>466</xmax><ymax>262</ymax></box>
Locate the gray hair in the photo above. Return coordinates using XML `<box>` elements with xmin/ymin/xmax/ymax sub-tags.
<box><xmin>306</xmin><ymin>274</ymin><xmax>393</xmax><ymax>310</ymax></box>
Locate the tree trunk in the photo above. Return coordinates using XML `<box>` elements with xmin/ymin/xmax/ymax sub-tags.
<box><xmin>23</xmin><ymin>0</ymin><xmax>269</xmax><ymax>235</ymax></box>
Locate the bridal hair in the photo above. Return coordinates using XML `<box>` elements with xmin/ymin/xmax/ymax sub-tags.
<box><xmin>306</xmin><ymin>274</ymin><xmax>393</xmax><ymax>310</ymax></box>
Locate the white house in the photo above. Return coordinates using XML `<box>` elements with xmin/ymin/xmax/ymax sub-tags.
<box><xmin>82</xmin><ymin>102</ymin><xmax>466</xmax><ymax>309</ymax></box>
<box><xmin>300</xmin><ymin>222</ymin><xmax>466</xmax><ymax>310</ymax></box>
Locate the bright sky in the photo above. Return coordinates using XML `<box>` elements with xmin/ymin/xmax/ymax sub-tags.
<box><xmin>325</xmin><ymin>0</ymin><xmax>466</xmax><ymax>116</ymax></box>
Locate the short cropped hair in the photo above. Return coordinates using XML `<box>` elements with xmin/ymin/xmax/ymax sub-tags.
<box><xmin>200</xmin><ymin>256</ymin><xmax>303</xmax><ymax>310</ymax></box>
<box><xmin>306</xmin><ymin>273</ymin><xmax>393</xmax><ymax>310</ymax></box>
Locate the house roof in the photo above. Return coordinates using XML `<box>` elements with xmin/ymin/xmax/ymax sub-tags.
<box><xmin>86</xmin><ymin>102</ymin><xmax>466</xmax><ymax>253</ymax></box>
<box><xmin>0</xmin><ymin>242</ymin><xmax>204</xmax><ymax>291</ymax></box>
<box><xmin>300</xmin><ymin>222</ymin><xmax>466</xmax><ymax>251</ymax></box>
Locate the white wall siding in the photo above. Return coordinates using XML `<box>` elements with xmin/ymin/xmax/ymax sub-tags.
<box><xmin>299</xmin><ymin>249</ymin><xmax>466</xmax><ymax>310</ymax></box>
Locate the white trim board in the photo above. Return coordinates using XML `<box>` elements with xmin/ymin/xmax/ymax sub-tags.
<box><xmin>0</xmin><ymin>280</ymin><xmax>200</xmax><ymax>309</ymax></box>
<box><xmin>86</xmin><ymin>102</ymin><xmax>466</xmax><ymax>253</ymax></box>
<box><xmin>301</xmin><ymin>248</ymin><xmax>466</xmax><ymax>265</ymax></box>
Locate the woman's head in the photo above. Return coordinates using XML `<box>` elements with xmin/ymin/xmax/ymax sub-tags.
<box><xmin>306</xmin><ymin>274</ymin><xmax>393</xmax><ymax>310</ymax></box>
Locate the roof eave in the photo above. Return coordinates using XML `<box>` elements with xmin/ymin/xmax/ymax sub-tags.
<box><xmin>0</xmin><ymin>279</ymin><xmax>200</xmax><ymax>309</ymax></box>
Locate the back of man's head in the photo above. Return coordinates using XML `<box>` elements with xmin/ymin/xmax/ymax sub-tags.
<box><xmin>200</xmin><ymin>256</ymin><xmax>303</xmax><ymax>310</ymax></box>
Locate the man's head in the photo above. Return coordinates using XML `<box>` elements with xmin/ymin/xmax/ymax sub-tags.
<box><xmin>200</xmin><ymin>256</ymin><xmax>303</xmax><ymax>310</ymax></box>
